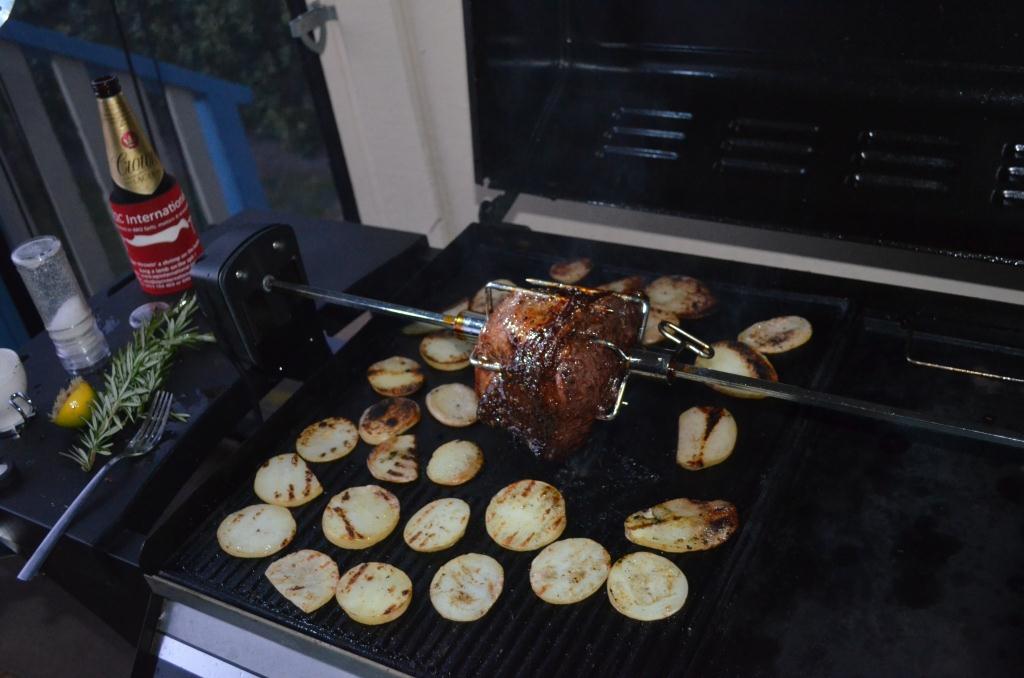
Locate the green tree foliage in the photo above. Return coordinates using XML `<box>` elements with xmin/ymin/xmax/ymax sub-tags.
<box><xmin>16</xmin><ymin>0</ymin><xmax>320</xmax><ymax>154</ymax></box>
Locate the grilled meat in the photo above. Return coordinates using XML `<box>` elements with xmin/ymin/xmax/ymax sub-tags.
<box><xmin>474</xmin><ymin>288</ymin><xmax>642</xmax><ymax>460</ymax></box>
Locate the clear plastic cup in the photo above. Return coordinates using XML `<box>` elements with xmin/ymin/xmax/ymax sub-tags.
<box><xmin>11</xmin><ymin>236</ymin><xmax>110</xmax><ymax>374</ymax></box>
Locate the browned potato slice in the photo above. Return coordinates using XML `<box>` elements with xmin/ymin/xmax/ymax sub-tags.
<box><xmin>403</xmin><ymin>498</ymin><xmax>471</xmax><ymax>552</ymax></box>
<box><xmin>694</xmin><ymin>340</ymin><xmax>778</xmax><ymax>399</ymax></box>
<box><xmin>470</xmin><ymin>279</ymin><xmax>516</xmax><ymax>314</ymax></box>
<box><xmin>296</xmin><ymin>417</ymin><xmax>358</xmax><ymax>462</ymax></box>
<box><xmin>253</xmin><ymin>453</ymin><xmax>323</xmax><ymax>507</ymax></box>
<box><xmin>265</xmin><ymin>550</ymin><xmax>339</xmax><ymax>613</ymax></box>
<box><xmin>529</xmin><ymin>538</ymin><xmax>610</xmax><ymax>605</ymax></box>
<box><xmin>217</xmin><ymin>504</ymin><xmax>296</xmax><ymax>558</ymax></box>
<box><xmin>336</xmin><ymin>562</ymin><xmax>412</xmax><ymax>625</ymax></box>
<box><xmin>426</xmin><ymin>440</ymin><xmax>484</xmax><ymax>485</ymax></box>
<box><xmin>598</xmin><ymin>276</ymin><xmax>645</xmax><ymax>294</ymax></box>
<box><xmin>641</xmin><ymin>307</ymin><xmax>681</xmax><ymax>346</ymax></box>
<box><xmin>358</xmin><ymin>397</ymin><xmax>420</xmax><ymax>445</ymax></box>
<box><xmin>430</xmin><ymin>553</ymin><xmax>504</xmax><ymax>621</ymax></box>
<box><xmin>624</xmin><ymin>498</ymin><xmax>739</xmax><ymax>553</ymax></box>
<box><xmin>549</xmin><ymin>258</ymin><xmax>593</xmax><ymax>284</ymax></box>
<box><xmin>738</xmin><ymin>315</ymin><xmax>813</xmax><ymax>354</ymax></box>
<box><xmin>607</xmin><ymin>552</ymin><xmax>688</xmax><ymax>621</ymax></box>
<box><xmin>322</xmin><ymin>485</ymin><xmax>400</xmax><ymax>549</ymax></box>
<box><xmin>420</xmin><ymin>331</ymin><xmax>474</xmax><ymax>371</ymax></box>
<box><xmin>425</xmin><ymin>383</ymin><xmax>478</xmax><ymax>427</ymax></box>
<box><xmin>645</xmin><ymin>275</ymin><xmax>717</xmax><ymax>318</ymax></box>
<box><xmin>486</xmin><ymin>479</ymin><xmax>566</xmax><ymax>551</ymax></box>
<box><xmin>402</xmin><ymin>298</ymin><xmax>469</xmax><ymax>335</ymax></box>
<box><xmin>367</xmin><ymin>435</ymin><xmax>418</xmax><ymax>483</ymax></box>
<box><xmin>367</xmin><ymin>356</ymin><xmax>424</xmax><ymax>396</ymax></box>
<box><xmin>676</xmin><ymin>406</ymin><xmax>737</xmax><ymax>471</ymax></box>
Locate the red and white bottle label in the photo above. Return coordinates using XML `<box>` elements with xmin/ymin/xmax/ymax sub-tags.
<box><xmin>110</xmin><ymin>182</ymin><xmax>203</xmax><ymax>296</ymax></box>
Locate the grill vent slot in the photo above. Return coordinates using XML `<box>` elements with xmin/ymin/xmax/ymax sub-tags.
<box><xmin>598</xmin><ymin>107</ymin><xmax>692</xmax><ymax>161</ymax></box>
<box><xmin>993</xmin><ymin>143</ymin><xmax>1024</xmax><ymax>207</ymax></box>
<box><xmin>716</xmin><ymin>118</ymin><xmax>818</xmax><ymax>177</ymax></box>
<box><xmin>849</xmin><ymin>130</ymin><xmax>958</xmax><ymax>194</ymax></box>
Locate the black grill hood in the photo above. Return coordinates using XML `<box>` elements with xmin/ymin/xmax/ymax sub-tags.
<box><xmin>464</xmin><ymin>0</ymin><xmax>1024</xmax><ymax>266</ymax></box>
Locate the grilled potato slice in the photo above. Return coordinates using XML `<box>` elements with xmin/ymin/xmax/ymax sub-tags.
<box><xmin>367</xmin><ymin>435</ymin><xmax>418</xmax><ymax>483</ymax></box>
<box><xmin>296</xmin><ymin>417</ymin><xmax>358</xmax><ymax>463</ymax></box>
<box><xmin>599</xmin><ymin>276</ymin><xmax>645</xmax><ymax>294</ymax></box>
<box><xmin>641</xmin><ymin>307</ymin><xmax>681</xmax><ymax>346</ymax></box>
<box><xmin>676</xmin><ymin>406</ymin><xmax>737</xmax><ymax>471</ymax></box>
<box><xmin>607</xmin><ymin>552</ymin><xmax>688</xmax><ymax>621</ymax></box>
<box><xmin>549</xmin><ymin>257</ymin><xmax>593</xmax><ymax>284</ymax></box>
<box><xmin>694</xmin><ymin>340</ymin><xmax>778</xmax><ymax>399</ymax></box>
<box><xmin>470</xmin><ymin>279</ymin><xmax>515</xmax><ymax>314</ymax></box>
<box><xmin>402</xmin><ymin>298</ymin><xmax>469</xmax><ymax>335</ymax></box>
<box><xmin>367</xmin><ymin>356</ymin><xmax>424</xmax><ymax>397</ymax></box>
<box><xmin>322</xmin><ymin>485</ymin><xmax>400</xmax><ymax>549</ymax></box>
<box><xmin>358</xmin><ymin>397</ymin><xmax>420</xmax><ymax>445</ymax></box>
<box><xmin>265</xmin><ymin>549</ymin><xmax>339</xmax><ymax>613</ymax></box>
<box><xmin>336</xmin><ymin>562</ymin><xmax>413</xmax><ymax>625</ymax></box>
<box><xmin>485</xmin><ymin>479</ymin><xmax>566</xmax><ymax>551</ymax></box>
<box><xmin>645</xmin><ymin>275</ymin><xmax>717</xmax><ymax>319</ymax></box>
<box><xmin>529</xmin><ymin>538</ymin><xmax>611</xmax><ymax>605</ymax></box>
<box><xmin>430</xmin><ymin>553</ymin><xmax>504</xmax><ymax>622</ymax></box>
<box><xmin>254</xmin><ymin>453</ymin><xmax>323</xmax><ymax>507</ymax></box>
<box><xmin>217</xmin><ymin>504</ymin><xmax>296</xmax><ymax>558</ymax></box>
<box><xmin>624</xmin><ymin>498</ymin><xmax>739</xmax><ymax>553</ymax></box>
<box><xmin>738</xmin><ymin>315</ymin><xmax>812</xmax><ymax>354</ymax></box>
<box><xmin>426</xmin><ymin>440</ymin><xmax>484</xmax><ymax>486</ymax></box>
<box><xmin>425</xmin><ymin>383</ymin><xmax>478</xmax><ymax>427</ymax></box>
<box><xmin>403</xmin><ymin>498</ymin><xmax>471</xmax><ymax>552</ymax></box>
<box><xmin>420</xmin><ymin>331</ymin><xmax>475</xmax><ymax>371</ymax></box>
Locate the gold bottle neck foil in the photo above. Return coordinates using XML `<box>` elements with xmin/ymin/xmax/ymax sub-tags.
<box><xmin>97</xmin><ymin>93</ymin><xmax>164</xmax><ymax>195</ymax></box>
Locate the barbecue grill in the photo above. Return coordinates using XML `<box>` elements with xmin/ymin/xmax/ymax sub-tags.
<box><xmin>135</xmin><ymin>2</ymin><xmax>1024</xmax><ymax>676</ymax></box>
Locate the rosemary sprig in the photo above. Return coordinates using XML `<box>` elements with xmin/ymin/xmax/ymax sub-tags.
<box><xmin>63</xmin><ymin>295</ymin><xmax>214</xmax><ymax>471</ymax></box>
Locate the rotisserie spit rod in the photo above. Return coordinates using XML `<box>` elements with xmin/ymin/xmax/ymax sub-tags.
<box><xmin>263</xmin><ymin>275</ymin><xmax>1024</xmax><ymax>451</ymax></box>
<box><xmin>627</xmin><ymin>348</ymin><xmax>1024</xmax><ymax>450</ymax></box>
<box><xmin>263</xmin><ymin>275</ymin><xmax>488</xmax><ymax>336</ymax></box>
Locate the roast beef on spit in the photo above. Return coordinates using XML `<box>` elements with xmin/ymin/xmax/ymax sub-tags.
<box><xmin>473</xmin><ymin>286</ymin><xmax>644</xmax><ymax>460</ymax></box>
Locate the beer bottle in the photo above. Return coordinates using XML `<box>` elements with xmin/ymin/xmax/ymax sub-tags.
<box><xmin>92</xmin><ymin>75</ymin><xmax>202</xmax><ymax>295</ymax></box>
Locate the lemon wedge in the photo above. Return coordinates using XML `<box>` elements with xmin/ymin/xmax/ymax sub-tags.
<box><xmin>51</xmin><ymin>377</ymin><xmax>96</xmax><ymax>428</ymax></box>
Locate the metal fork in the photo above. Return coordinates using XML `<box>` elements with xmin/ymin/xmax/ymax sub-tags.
<box><xmin>17</xmin><ymin>390</ymin><xmax>174</xmax><ymax>582</ymax></box>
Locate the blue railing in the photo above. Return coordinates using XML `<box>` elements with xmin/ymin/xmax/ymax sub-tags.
<box><xmin>0</xmin><ymin>20</ymin><xmax>267</xmax><ymax>214</ymax></box>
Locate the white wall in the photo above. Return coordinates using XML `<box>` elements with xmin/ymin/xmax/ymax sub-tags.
<box><xmin>316</xmin><ymin>0</ymin><xmax>1024</xmax><ymax>306</ymax></box>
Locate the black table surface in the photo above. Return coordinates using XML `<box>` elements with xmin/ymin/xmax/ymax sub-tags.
<box><xmin>0</xmin><ymin>210</ymin><xmax>427</xmax><ymax>567</ymax></box>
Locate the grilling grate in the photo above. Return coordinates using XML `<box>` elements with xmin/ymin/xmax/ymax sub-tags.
<box><xmin>154</xmin><ymin>228</ymin><xmax>852</xmax><ymax>677</ymax></box>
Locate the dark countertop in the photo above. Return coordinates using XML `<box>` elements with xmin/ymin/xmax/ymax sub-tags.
<box><xmin>0</xmin><ymin>210</ymin><xmax>428</xmax><ymax>569</ymax></box>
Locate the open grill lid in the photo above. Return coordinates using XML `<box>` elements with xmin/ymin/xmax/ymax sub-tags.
<box><xmin>464</xmin><ymin>0</ymin><xmax>1024</xmax><ymax>266</ymax></box>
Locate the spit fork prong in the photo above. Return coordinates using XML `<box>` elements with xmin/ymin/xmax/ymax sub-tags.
<box><xmin>659</xmin><ymin>320</ymin><xmax>715</xmax><ymax>359</ymax></box>
<box><xmin>525</xmin><ymin>278</ymin><xmax>651</xmax><ymax>344</ymax></box>
<box><xmin>483</xmin><ymin>279</ymin><xmax>521</xmax><ymax>316</ymax></box>
<box><xmin>589</xmin><ymin>338</ymin><xmax>633</xmax><ymax>420</ymax></box>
